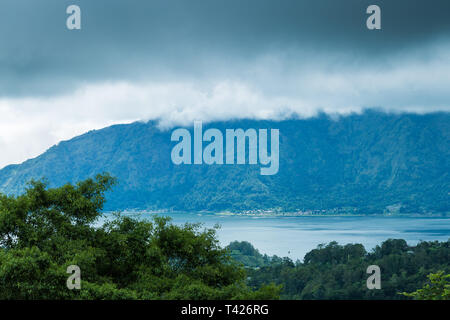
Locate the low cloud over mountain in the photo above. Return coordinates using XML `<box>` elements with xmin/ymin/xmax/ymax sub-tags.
<box><xmin>0</xmin><ymin>111</ymin><xmax>448</xmax><ymax>214</ymax></box>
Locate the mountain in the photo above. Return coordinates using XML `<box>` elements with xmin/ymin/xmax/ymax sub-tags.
<box><xmin>0</xmin><ymin>111</ymin><xmax>448</xmax><ymax>214</ymax></box>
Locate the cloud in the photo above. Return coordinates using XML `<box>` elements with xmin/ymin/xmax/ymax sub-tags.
<box><xmin>1</xmin><ymin>41</ymin><xmax>449</xmax><ymax>168</ymax></box>
<box><xmin>1</xmin><ymin>1</ymin><xmax>450</xmax><ymax>167</ymax></box>
<box><xmin>1</xmin><ymin>0</ymin><xmax>450</xmax><ymax>96</ymax></box>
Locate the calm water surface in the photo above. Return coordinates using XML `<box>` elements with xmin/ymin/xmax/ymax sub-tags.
<box><xmin>115</xmin><ymin>213</ymin><xmax>450</xmax><ymax>260</ymax></box>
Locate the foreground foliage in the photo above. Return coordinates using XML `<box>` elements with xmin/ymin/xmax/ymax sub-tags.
<box><xmin>1</xmin><ymin>174</ymin><xmax>448</xmax><ymax>300</ymax></box>
<box><xmin>402</xmin><ymin>271</ymin><xmax>450</xmax><ymax>300</ymax></box>
<box><xmin>0</xmin><ymin>174</ymin><xmax>279</xmax><ymax>299</ymax></box>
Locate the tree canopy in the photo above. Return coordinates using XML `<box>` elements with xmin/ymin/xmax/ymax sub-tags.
<box><xmin>402</xmin><ymin>271</ymin><xmax>450</xmax><ymax>300</ymax></box>
<box><xmin>0</xmin><ymin>173</ymin><xmax>448</xmax><ymax>300</ymax></box>
<box><xmin>232</xmin><ymin>240</ymin><xmax>449</xmax><ymax>299</ymax></box>
<box><xmin>0</xmin><ymin>174</ymin><xmax>279</xmax><ymax>299</ymax></box>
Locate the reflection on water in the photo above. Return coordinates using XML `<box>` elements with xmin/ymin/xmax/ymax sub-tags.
<box><xmin>111</xmin><ymin>213</ymin><xmax>450</xmax><ymax>260</ymax></box>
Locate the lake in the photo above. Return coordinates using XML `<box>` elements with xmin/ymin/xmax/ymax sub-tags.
<box><xmin>117</xmin><ymin>212</ymin><xmax>450</xmax><ymax>261</ymax></box>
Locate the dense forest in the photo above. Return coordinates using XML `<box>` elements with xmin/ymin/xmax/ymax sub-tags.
<box><xmin>0</xmin><ymin>174</ymin><xmax>279</xmax><ymax>299</ymax></box>
<box><xmin>0</xmin><ymin>174</ymin><xmax>448</xmax><ymax>299</ymax></box>
<box><xmin>1</xmin><ymin>111</ymin><xmax>448</xmax><ymax>214</ymax></box>
<box><xmin>229</xmin><ymin>239</ymin><xmax>450</xmax><ymax>299</ymax></box>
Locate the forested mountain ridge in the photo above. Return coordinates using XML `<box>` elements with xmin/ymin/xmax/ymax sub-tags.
<box><xmin>0</xmin><ymin>111</ymin><xmax>448</xmax><ymax>214</ymax></box>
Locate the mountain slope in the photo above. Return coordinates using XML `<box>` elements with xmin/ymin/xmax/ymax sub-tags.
<box><xmin>0</xmin><ymin>111</ymin><xmax>448</xmax><ymax>214</ymax></box>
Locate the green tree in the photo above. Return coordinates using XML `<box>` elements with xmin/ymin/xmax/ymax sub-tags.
<box><xmin>0</xmin><ymin>174</ymin><xmax>279</xmax><ymax>300</ymax></box>
<box><xmin>402</xmin><ymin>271</ymin><xmax>450</xmax><ymax>300</ymax></box>
<box><xmin>241</xmin><ymin>239</ymin><xmax>449</xmax><ymax>300</ymax></box>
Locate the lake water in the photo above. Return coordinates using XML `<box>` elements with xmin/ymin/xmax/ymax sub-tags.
<box><xmin>119</xmin><ymin>213</ymin><xmax>450</xmax><ymax>261</ymax></box>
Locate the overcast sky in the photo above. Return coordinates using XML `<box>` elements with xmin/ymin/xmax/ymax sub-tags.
<box><xmin>1</xmin><ymin>0</ymin><xmax>450</xmax><ymax>168</ymax></box>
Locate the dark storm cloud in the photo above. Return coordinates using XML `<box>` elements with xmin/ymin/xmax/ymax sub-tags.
<box><xmin>1</xmin><ymin>0</ymin><xmax>450</xmax><ymax>96</ymax></box>
<box><xmin>1</xmin><ymin>0</ymin><xmax>450</xmax><ymax>168</ymax></box>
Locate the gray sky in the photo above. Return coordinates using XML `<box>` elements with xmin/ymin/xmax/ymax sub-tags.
<box><xmin>0</xmin><ymin>0</ymin><xmax>450</xmax><ymax>168</ymax></box>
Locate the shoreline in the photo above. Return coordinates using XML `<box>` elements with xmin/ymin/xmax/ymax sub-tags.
<box><xmin>111</xmin><ymin>210</ymin><xmax>449</xmax><ymax>218</ymax></box>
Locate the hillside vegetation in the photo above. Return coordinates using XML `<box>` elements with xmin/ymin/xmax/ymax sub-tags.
<box><xmin>0</xmin><ymin>111</ymin><xmax>448</xmax><ymax>214</ymax></box>
<box><xmin>0</xmin><ymin>174</ymin><xmax>279</xmax><ymax>299</ymax></box>
<box><xmin>0</xmin><ymin>175</ymin><xmax>448</xmax><ymax>300</ymax></box>
<box><xmin>229</xmin><ymin>240</ymin><xmax>450</xmax><ymax>300</ymax></box>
